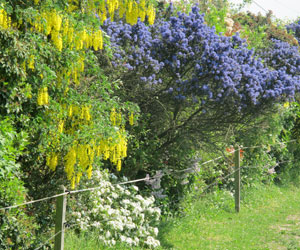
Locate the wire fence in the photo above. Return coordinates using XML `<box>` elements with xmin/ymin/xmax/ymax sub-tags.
<box><xmin>1</xmin><ymin>140</ymin><xmax>299</xmax><ymax>249</ymax></box>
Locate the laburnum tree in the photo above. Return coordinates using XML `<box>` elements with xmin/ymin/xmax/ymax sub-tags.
<box><xmin>100</xmin><ymin>5</ymin><xmax>300</xmax><ymax>182</ymax></box>
<box><xmin>0</xmin><ymin>0</ymin><xmax>156</xmax><ymax>248</ymax></box>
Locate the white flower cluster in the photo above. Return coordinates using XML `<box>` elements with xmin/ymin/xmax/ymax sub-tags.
<box><xmin>71</xmin><ymin>169</ymin><xmax>161</xmax><ymax>248</ymax></box>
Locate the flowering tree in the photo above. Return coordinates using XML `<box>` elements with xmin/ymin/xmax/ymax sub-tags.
<box><xmin>101</xmin><ymin>5</ymin><xmax>300</xmax><ymax>179</ymax></box>
<box><xmin>0</xmin><ymin>0</ymin><xmax>156</xmax><ymax>247</ymax></box>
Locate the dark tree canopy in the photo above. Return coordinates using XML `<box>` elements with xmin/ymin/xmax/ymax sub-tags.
<box><xmin>101</xmin><ymin>6</ymin><xmax>300</xmax><ymax>153</ymax></box>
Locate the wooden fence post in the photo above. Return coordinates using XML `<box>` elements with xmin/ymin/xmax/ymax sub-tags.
<box><xmin>54</xmin><ymin>185</ymin><xmax>66</xmax><ymax>250</ymax></box>
<box><xmin>234</xmin><ymin>146</ymin><xmax>241</xmax><ymax>213</ymax></box>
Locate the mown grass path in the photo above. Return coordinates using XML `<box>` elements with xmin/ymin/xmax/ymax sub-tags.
<box><xmin>159</xmin><ymin>185</ymin><xmax>300</xmax><ymax>250</ymax></box>
<box><xmin>65</xmin><ymin>185</ymin><xmax>300</xmax><ymax>250</ymax></box>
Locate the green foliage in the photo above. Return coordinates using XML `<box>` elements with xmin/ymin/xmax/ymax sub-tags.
<box><xmin>204</xmin><ymin>3</ymin><xmax>229</xmax><ymax>34</ymax></box>
<box><xmin>0</xmin><ymin>118</ymin><xmax>38</xmax><ymax>249</ymax></box>
<box><xmin>232</xmin><ymin>11</ymin><xmax>299</xmax><ymax>49</ymax></box>
<box><xmin>0</xmin><ymin>0</ymin><xmax>140</xmax><ymax>245</ymax></box>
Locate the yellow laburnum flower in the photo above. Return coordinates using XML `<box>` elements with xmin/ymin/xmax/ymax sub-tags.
<box><xmin>67</xmin><ymin>26</ymin><xmax>74</xmax><ymax>44</ymax></box>
<box><xmin>37</xmin><ymin>87</ymin><xmax>49</xmax><ymax>106</ymax></box>
<box><xmin>62</xmin><ymin>19</ymin><xmax>69</xmax><ymax>37</ymax></box>
<box><xmin>51</xmin><ymin>30</ymin><xmax>63</xmax><ymax>51</ymax></box>
<box><xmin>71</xmin><ymin>175</ymin><xmax>76</xmax><ymax>189</ymax></box>
<box><xmin>1</xmin><ymin>11</ymin><xmax>8</xmax><ymax>29</ymax></box>
<box><xmin>110</xmin><ymin>147</ymin><xmax>117</xmax><ymax>164</ymax></box>
<box><xmin>58</xmin><ymin>120</ymin><xmax>64</xmax><ymax>133</ymax></box>
<box><xmin>99</xmin><ymin>30</ymin><xmax>103</xmax><ymax>50</ymax></box>
<box><xmin>139</xmin><ymin>1</ymin><xmax>146</xmax><ymax>14</ymax></box>
<box><xmin>129</xmin><ymin>113</ymin><xmax>134</xmax><ymax>126</ymax></box>
<box><xmin>92</xmin><ymin>30</ymin><xmax>103</xmax><ymax>51</ymax></box>
<box><xmin>53</xmin><ymin>12</ymin><xmax>62</xmax><ymax>32</ymax></box>
<box><xmin>46</xmin><ymin>152</ymin><xmax>59</xmax><ymax>171</ymax></box>
<box><xmin>0</xmin><ymin>10</ymin><xmax>4</xmax><ymax>26</ymax></box>
<box><xmin>42</xmin><ymin>87</ymin><xmax>49</xmax><ymax>105</ymax></box>
<box><xmin>128</xmin><ymin>1</ymin><xmax>133</xmax><ymax>13</ymax></box>
<box><xmin>87</xmin><ymin>166</ymin><xmax>92</xmax><ymax>179</ymax></box>
<box><xmin>76</xmin><ymin>172</ymin><xmax>82</xmax><ymax>184</ymax></box>
<box><xmin>117</xmin><ymin>159</ymin><xmax>122</xmax><ymax>171</ymax></box>
<box><xmin>110</xmin><ymin>108</ymin><xmax>117</xmax><ymax>126</ymax></box>
<box><xmin>68</xmin><ymin>105</ymin><xmax>73</xmax><ymax>118</ymax></box>
<box><xmin>99</xmin><ymin>1</ymin><xmax>107</xmax><ymax>22</ymax></box>
<box><xmin>83</xmin><ymin>106</ymin><xmax>91</xmax><ymax>121</ymax></box>
<box><xmin>131</xmin><ymin>1</ymin><xmax>139</xmax><ymax>25</ymax></box>
<box><xmin>119</xmin><ymin>0</ymin><xmax>125</xmax><ymax>18</ymax></box>
<box><xmin>103</xmin><ymin>144</ymin><xmax>110</xmax><ymax>160</ymax></box>
<box><xmin>77</xmin><ymin>144</ymin><xmax>89</xmax><ymax>169</ymax></box>
<box><xmin>28</xmin><ymin>55</ymin><xmax>35</xmax><ymax>70</ymax></box>
<box><xmin>64</xmin><ymin>146</ymin><xmax>77</xmax><ymax>180</ymax></box>
<box><xmin>117</xmin><ymin>112</ymin><xmax>122</xmax><ymax>126</ymax></box>
<box><xmin>78</xmin><ymin>58</ymin><xmax>84</xmax><ymax>72</ymax></box>
<box><xmin>73</xmin><ymin>70</ymin><xmax>79</xmax><ymax>85</ymax></box>
<box><xmin>147</xmin><ymin>4</ymin><xmax>155</xmax><ymax>25</ymax></box>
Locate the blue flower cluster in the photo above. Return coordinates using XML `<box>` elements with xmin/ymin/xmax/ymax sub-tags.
<box><xmin>103</xmin><ymin>6</ymin><xmax>300</xmax><ymax>112</ymax></box>
<box><xmin>286</xmin><ymin>19</ymin><xmax>300</xmax><ymax>43</ymax></box>
<box><xmin>260</xmin><ymin>39</ymin><xmax>300</xmax><ymax>76</ymax></box>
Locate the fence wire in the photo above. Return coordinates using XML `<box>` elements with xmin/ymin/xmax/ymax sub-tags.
<box><xmin>1</xmin><ymin>140</ymin><xmax>298</xmax><ymax>211</ymax></box>
<box><xmin>0</xmin><ymin>176</ymin><xmax>156</xmax><ymax>211</ymax></box>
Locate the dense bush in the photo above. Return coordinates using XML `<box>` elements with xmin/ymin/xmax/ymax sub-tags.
<box><xmin>286</xmin><ymin>19</ymin><xmax>300</xmax><ymax>43</ymax></box>
<box><xmin>0</xmin><ymin>118</ymin><xmax>37</xmax><ymax>249</ymax></box>
<box><xmin>99</xmin><ymin>5</ymin><xmax>300</xmax><ymax>206</ymax></box>
<box><xmin>69</xmin><ymin>169</ymin><xmax>161</xmax><ymax>248</ymax></box>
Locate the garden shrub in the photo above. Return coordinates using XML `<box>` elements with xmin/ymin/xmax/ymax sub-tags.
<box><xmin>100</xmin><ymin>4</ymin><xmax>300</xmax><ymax>207</ymax></box>
<box><xmin>69</xmin><ymin>168</ymin><xmax>161</xmax><ymax>248</ymax></box>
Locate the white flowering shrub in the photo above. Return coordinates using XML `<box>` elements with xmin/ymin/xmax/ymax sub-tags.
<box><xmin>70</xmin><ymin>169</ymin><xmax>161</xmax><ymax>248</ymax></box>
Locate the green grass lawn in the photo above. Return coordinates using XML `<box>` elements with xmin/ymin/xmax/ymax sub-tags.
<box><xmin>160</xmin><ymin>184</ymin><xmax>300</xmax><ymax>250</ymax></box>
<box><xmin>65</xmin><ymin>184</ymin><xmax>300</xmax><ymax>250</ymax></box>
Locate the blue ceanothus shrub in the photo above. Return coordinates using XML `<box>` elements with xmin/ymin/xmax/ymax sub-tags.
<box><xmin>260</xmin><ymin>39</ymin><xmax>300</xmax><ymax>78</ymax></box>
<box><xmin>286</xmin><ymin>20</ymin><xmax>300</xmax><ymax>43</ymax></box>
<box><xmin>103</xmin><ymin>6</ymin><xmax>300</xmax><ymax>113</ymax></box>
<box><xmin>100</xmin><ymin>6</ymin><xmax>300</xmax><ymax>203</ymax></box>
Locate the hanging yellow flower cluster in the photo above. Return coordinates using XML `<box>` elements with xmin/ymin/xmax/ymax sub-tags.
<box><xmin>110</xmin><ymin>108</ymin><xmax>124</xmax><ymax>126</ymax></box>
<box><xmin>96</xmin><ymin>131</ymin><xmax>128</xmax><ymax>171</ymax></box>
<box><xmin>120</xmin><ymin>0</ymin><xmax>155</xmax><ymax>25</ymax></box>
<box><xmin>54</xmin><ymin>53</ymin><xmax>87</xmax><ymax>88</ymax></box>
<box><xmin>28</xmin><ymin>9</ymin><xmax>103</xmax><ymax>52</ymax></box>
<box><xmin>67</xmin><ymin>0</ymin><xmax>155</xmax><ymax>25</ymax></box>
<box><xmin>0</xmin><ymin>8</ymin><xmax>11</xmax><ymax>30</ymax></box>
<box><xmin>37</xmin><ymin>87</ymin><xmax>49</xmax><ymax>106</ymax></box>
<box><xmin>146</xmin><ymin>4</ymin><xmax>156</xmax><ymax>26</ymax></box>
<box><xmin>129</xmin><ymin>112</ymin><xmax>134</xmax><ymax>126</ymax></box>
<box><xmin>27</xmin><ymin>55</ymin><xmax>35</xmax><ymax>70</ymax></box>
<box><xmin>46</xmin><ymin>152</ymin><xmax>58</xmax><ymax>171</ymax></box>
<box><xmin>45</xmin><ymin>105</ymin><xmax>130</xmax><ymax>189</ymax></box>
<box><xmin>67</xmin><ymin>104</ymin><xmax>92</xmax><ymax>122</ymax></box>
<box><xmin>74</xmin><ymin>29</ymin><xmax>103</xmax><ymax>51</ymax></box>
<box><xmin>61</xmin><ymin>133</ymin><xmax>127</xmax><ymax>189</ymax></box>
<box><xmin>6</xmin><ymin>0</ymin><xmax>141</xmax><ymax>189</ymax></box>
